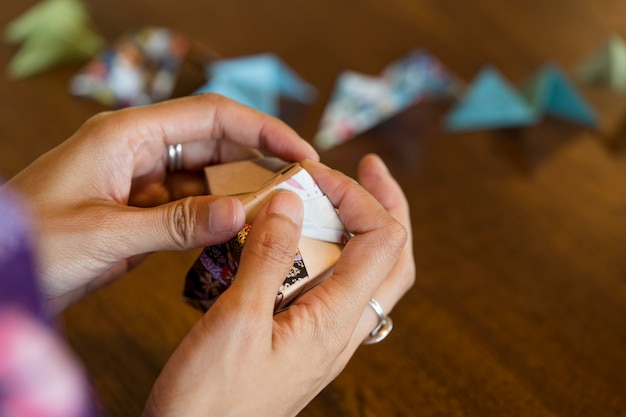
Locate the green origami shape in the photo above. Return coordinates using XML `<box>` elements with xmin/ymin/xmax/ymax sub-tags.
<box><xmin>573</xmin><ymin>35</ymin><xmax>626</xmax><ymax>91</ymax></box>
<box><xmin>4</xmin><ymin>0</ymin><xmax>104</xmax><ymax>78</ymax></box>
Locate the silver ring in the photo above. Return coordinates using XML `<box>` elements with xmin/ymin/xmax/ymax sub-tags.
<box><xmin>362</xmin><ymin>298</ymin><xmax>393</xmax><ymax>345</ymax></box>
<box><xmin>167</xmin><ymin>143</ymin><xmax>184</xmax><ymax>172</ymax></box>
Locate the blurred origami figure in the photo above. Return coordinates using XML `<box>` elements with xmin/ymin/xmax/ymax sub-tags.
<box><xmin>521</xmin><ymin>63</ymin><xmax>598</xmax><ymax>128</ymax></box>
<box><xmin>313</xmin><ymin>50</ymin><xmax>460</xmax><ymax>150</ymax></box>
<box><xmin>70</xmin><ymin>27</ymin><xmax>190</xmax><ymax>108</ymax></box>
<box><xmin>444</xmin><ymin>66</ymin><xmax>536</xmax><ymax>132</ymax></box>
<box><xmin>194</xmin><ymin>53</ymin><xmax>316</xmax><ymax>117</ymax></box>
<box><xmin>0</xmin><ymin>186</ymin><xmax>100</xmax><ymax>417</ymax></box>
<box><xmin>4</xmin><ymin>0</ymin><xmax>105</xmax><ymax>79</ymax></box>
<box><xmin>574</xmin><ymin>35</ymin><xmax>626</xmax><ymax>91</ymax></box>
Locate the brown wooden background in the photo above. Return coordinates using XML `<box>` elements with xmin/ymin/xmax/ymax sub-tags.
<box><xmin>2</xmin><ymin>1</ymin><xmax>626</xmax><ymax>416</ymax></box>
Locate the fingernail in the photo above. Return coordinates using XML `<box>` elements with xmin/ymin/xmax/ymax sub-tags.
<box><xmin>267</xmin><ymin>191</ymin><xmax>303</xmax><ymax>224</ymax></box>
<box><xmin>208</xmin><ymin>197</ymin><xmax>241</xmax><ymax>233</ymax></box>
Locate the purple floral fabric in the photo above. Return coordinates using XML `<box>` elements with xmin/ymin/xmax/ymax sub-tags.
<box><xmin>0</xmin><ymin>185</ymin><xmax>100</xmax><ymax>417</ymax></box>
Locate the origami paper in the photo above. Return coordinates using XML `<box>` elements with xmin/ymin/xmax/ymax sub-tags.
<box><xmin>521</xmin><ymin>63</ymin><xmax>598</xmax><ymax>127</ymax></box>
<box><xmin>4</xmin><ymin>0</ymin><xmax>104</xmax><ymax>79</ymax></box>
<box><xmin>184</xmin><ymin>158</ymin><xmax>348</xmax><ymax>312</ymax></box>
<box><xmin>313</xmin><ymin>49</ymin><xmax>460</xmax><ymax>150</ymax></box>
<box><xmin>70</xmin><ymin>26</ymin><xmax>190</xmax><ymax>107</ymax></box>
<box><xmin>573</xmin><ymin>35</ymin><xmax>626</xmax><ymax>91</ymax></box>
<box><xmin>444</xmin><ymin>66</ymin><xmax>536</xmax><ymax>132</ymax></box>
<box><xmin>194</xmin><ymin>53</ymin><xmax>317</xmax><ymax>117</ymax></box>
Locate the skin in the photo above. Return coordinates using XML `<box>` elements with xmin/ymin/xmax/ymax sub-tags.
<box><xmin>4</xmin><ymin>93</ymin><xmax>415</xmax><ymax>417</ymax></box>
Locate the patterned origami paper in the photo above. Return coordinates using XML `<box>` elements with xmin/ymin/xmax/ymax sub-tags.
<box><xmin>184</xmin><ymin>158</ymin><xmax>348</xmax><ymax>312</ymax></box>
<box><xmin>4</xmin><ymin>0</ymin><xmax>104</xmax><ymax>79</ymax></box>
<box><xmin>194</xmin><ymin>53</ymin><xmax>317</xmax><ymax>117</ymax></box>
<box><xmin>574</xmin><ymin>35</ymin><xmax>626</xmax><ymax>91</ymax></box>
<box><xmin>521</xmin><ymin>63</ymin><xmax>598</xmax><ymax>128</ymax></box>
<box><xmin>314</xmin><ymin>49</ymin><xmax>460</xmax><ymax>150</ymax></box>
<box><xmin>70</xmin><ymin>27</ymin><xmax>190</xmax><ymax>108</ymax></box>
<box><xmin>444</xmin><ymin>66</ymin><xmax>536</xmax><ymax>132</ymax></box>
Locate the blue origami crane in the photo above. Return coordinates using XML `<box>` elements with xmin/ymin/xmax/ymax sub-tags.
<box><xmin>444</xmin><ymin>66</ymin><xmax>537</xmax><ymax>132</ymax></box>
<box><xmin>194</xmin><ymin>53</ymin><xmax>317</xmax><ymax>117</ymax></box>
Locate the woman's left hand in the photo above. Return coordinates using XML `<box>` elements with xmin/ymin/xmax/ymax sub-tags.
<box><xmin>4</xmin><ymin>94</ymin><xmax>319</xmax><ymax>314</ymax></box>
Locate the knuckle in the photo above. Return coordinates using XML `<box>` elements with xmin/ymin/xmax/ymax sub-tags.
<box><xmin>381</xmin><ymin>218</ymin><xmax>409</xmax><ymax>254</ymax></box>
<box><xmin>288</xmin><ymin>302</ymin><xmax>349</xmax><ymax>373</ymax></box>
<box><xmin>165</xmin><ymin>198</ymin><xmax>197</xmax><ymax>247</ymax></box>
<box><xmin>246</xmin><ymin>228</ymin><xmax>296</xmax><ymax>264</ymax></box>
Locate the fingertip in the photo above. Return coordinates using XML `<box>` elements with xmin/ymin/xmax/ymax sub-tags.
<box><xmin>300</xmin><ymin>138</ymin><xmax>320</xmax><ymax>162</ymax></box>
<box><xmin>358</xmin><ymin>153</ymin><xmax>389</xmax><ymax>177</ymax></box>
<box><xmin>266</xmin><ymin>190</ymin><xmax>304</xmax><ymax>226</ymax></box>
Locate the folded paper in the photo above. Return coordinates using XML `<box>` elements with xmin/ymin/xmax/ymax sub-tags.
<box><xmin>184</xmin><ymin>158</ymin><xmax>348</xmax><ymax>312</ymax></box>
<box><xmin>521</xmin><ymin>63</ymin><xmax>598</xmax><ymax>128</ymax></box>
<box><xmin>4</xmin><ymin>0</ymin><xmax>104</xmax><ymax>79</ymax></box>
<box><xmin>313</xmin><ymin>49</ymin><xmax>460</xmax><ymax>150</ymax></box>
<box><xmin>70</xmin><ymin>26</ymin><xmax>190</xmax><ymax>107</ymax></box>
<box><xmin>444</xmin><ymin>66</ymin><xmax>536</xmax><ymax>132</ymax></box>
<box><xmin>574</xmin><ymin>35</ymin><xmax>626</xmax><ymax>91</ymax></box>
<box><xmin>194</xmin><ymin>53</ymin><xmax>317</xmax><ymax>117</ymax></box>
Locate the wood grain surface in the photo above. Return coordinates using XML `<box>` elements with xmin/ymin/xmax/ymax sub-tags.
<box><xmin>2</xmin><ymin>1</ymin><xmax>626</xmax><ymax>416</ymax></box>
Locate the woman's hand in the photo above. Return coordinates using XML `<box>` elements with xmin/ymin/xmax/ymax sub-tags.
<box><xmin>4</xmin><ymin>94</ymin><xmax>319</xmax><ymax>314</ymax></box>
<box><xmin>143</xmin><ymin>155</ymin><xmax>414</xmax><ymax>417</ymax></box>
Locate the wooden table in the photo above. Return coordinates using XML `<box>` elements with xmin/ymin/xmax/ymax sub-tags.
<box><xmin>2</xmin><ymin>1</ymin><xmax>626</xmax><ymax>415</ymax></box>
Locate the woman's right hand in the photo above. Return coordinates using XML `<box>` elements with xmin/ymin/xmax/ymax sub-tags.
<box><xmin>143</xmin><ymin>155</ymin><xmax>414</xmax><ymax>417</ymax></box>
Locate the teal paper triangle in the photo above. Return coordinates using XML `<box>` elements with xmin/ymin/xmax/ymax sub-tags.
<box><xmin>521</xmin><ymin>63</ymin><xmax>598</xmax><ymax>127</ymax></box>
<box><xmin>444</xmin><ymin>66</ymin><xmax>536</xmax><ymax>132</ymax></box>
<box><xmin>574</xmin><ymin>35</ymin><xmax>626</xmax><ymax>90</ymax></box>
<box><xmin>194</xmin><ymin>53</ymin><xmax>316</xmax><ymax>116</ymax></box>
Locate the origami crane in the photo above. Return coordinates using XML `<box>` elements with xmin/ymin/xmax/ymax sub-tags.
<box><xmin>444</xmin><ymin>66</ymin><xmax>536</xmax><ymax>132</ymax></box>
<box><xmin>574</xmin><ymin>35</ymin><xmax>626</xmax><ymax>91</ymax></box>
<box><xmin>313</xmin><ymin>49</ymin><xmax>461</xmax><ymax>150</ymax></box>
<box><xmin>4</xmin><ymin>0</ymin><xmax>104</xmax><ymax>79</ymax></box>
<box><xmin>70</xmin><ymin>27</ymin><xmax>190</xmax><ymax>108</ymax></box>
<box><xmin>194</xmin><ymin>53</ymin><xmax>317</xmax><ymax>117</ymax></box>
<box><xmin>521</xmin><ymin>63</ymin><xmax>598</xmax><ymax>128</ymax></box>
<box><xmin>184</xmin><ymin>158</ymin><xmax>348</xmax><ymax>312</ymax></box>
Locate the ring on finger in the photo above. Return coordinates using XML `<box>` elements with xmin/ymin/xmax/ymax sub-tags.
<box><xmin>167</xmin><ymin>143</ymin><xmax>184</xmax><ymax>172</ymax></box>
<box><xmin>362</xmin><ymin>298</ymin><xmax>393</xmax><ymax>345</ymax></box>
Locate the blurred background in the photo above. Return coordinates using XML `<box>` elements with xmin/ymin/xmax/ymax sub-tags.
<box><xmin>2</xmin><ymin>1</ymin><xmax>626</xmax><ymax>416</ymax></box>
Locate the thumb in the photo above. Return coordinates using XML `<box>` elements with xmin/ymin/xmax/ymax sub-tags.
<box><xmin>119</xmin><ymin>195</ymin><xmax>246</xmax><ymax>253</ymax></box>
<box><xmin>224</xmin><ymin>191</ymin><xmax>304</xmax><ymax>316</ymax></box>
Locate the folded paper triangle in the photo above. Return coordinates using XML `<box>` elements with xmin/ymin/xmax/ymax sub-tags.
<box><xmin>313</xmin><ymin>50</ymin><xmax>459</xmax><ymax>150</ymax></box>
<box><xmin>574</xmin><ymin>35</ymin><xmax>626</xmax><ymax>91</ymax></box>
<box><xmin>4</xmin><ymin>0</ymin><xmax>104</xmax><ymax>79</ymax></box>
<box><xmin>521</xmin><ymin>63</ymin><xmax>598</xmax><ymax>127</ymax></box>
<box><xmin>194</xmin><ymin>53</ymin><xmax>316</xmax><ymax>117</ymax></box>
<box><xmin>444</xmin><ymin>66</ymin><xmax>536</xmax><ymax>131</ymax></box>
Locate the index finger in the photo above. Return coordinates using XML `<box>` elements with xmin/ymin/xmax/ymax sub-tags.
<box><xmin>296</xmin><ymin>160</ymin><xmax>408</xmax><ymax>332</ymax></box>
<box><xmin>92</xmin><ymin>94</ymin><xmax>319</xmax><ymax>174</ymax></box>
